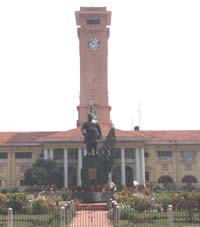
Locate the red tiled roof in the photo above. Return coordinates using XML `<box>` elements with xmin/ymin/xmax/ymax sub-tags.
<box><xmin>0</xmin><ymin>132</ymin><xmax>56</xmax><ymax>146</ymax></box>
<box><xmin>0</xmin><ymin>132</ymin><xmax>17</xmax><ymax>145</ymax></box>
<box><xmin>39</xmin><ymin>125</ymin><xmax>148</xmax><ymax>142</ymax></box>
<box><xmin>1</xmin><ymin>129</ymin><xmax>200</xmax><ymax>146</ymax></box>
<box><xmin>137</xmin><ymin>130</ymin><xmax>200</xmax><ymax>143</ymax></box>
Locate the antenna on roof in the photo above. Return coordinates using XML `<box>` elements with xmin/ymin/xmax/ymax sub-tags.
<box><xmin>131</xmin><ymin>117</ymin><xmax>134</xmax><ymax>131</ymax></box>
<box><xmin>138</xmin><ymin>102</ymin><xmax>141</xmax><ymax>129</ymax></box>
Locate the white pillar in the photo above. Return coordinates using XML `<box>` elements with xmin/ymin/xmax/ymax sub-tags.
<box><xmin>108</xmin><ymin>172</ymin><xmax>112</xmax><ymax>183</ymax></box>
<box><xmin>77</xmin><ymin>148</ymin><xmax>82</xmax><ymax>186</ymax></box>
<box><xmin>49</xmin><ymin>148</ymin><xmax>54</xmax><ymax>160</ymax></box>
<box><xmin>135</xmin><ymin>148</ymin><xmax>140</xmax><ymax>182</ymax></box>
<box><xmin>121</xmin><ymin>148</ymin><xmax>126</xmax><ymax>187</ymax></box>
<box><xmin>64</xmin><ymin>149</ymin><xmax>68</xmax><ymax>188</ymax></box>
<box><xmin>8</xmin><ymin>208</ymin><xmax>13</xmax><ymax>227</ymax></box>
<box><xmin>83</xmin><ymin>148</ymin><xmax>87</xmax><ymax>157</ymax></box>
<box><xmin>44</xmin><ymin>148</ymin><xmax>48</xmax><ymax>160</ymax></box>
<box><xmin>140</xmin><ymin>148</ymin><xmax>145</xmax><ymax>184</ymax></box>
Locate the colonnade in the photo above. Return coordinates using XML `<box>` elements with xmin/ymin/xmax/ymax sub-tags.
<box><xmin>44</xmin><ymin>147</ymin><xmax>145</xmax><ymax>188</ymax></box>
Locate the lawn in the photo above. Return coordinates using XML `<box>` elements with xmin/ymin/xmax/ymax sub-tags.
<box><xmin>115</xmin><ymin>209</ymin><xmax>200</xmax><ymax>227</ymax></box>
<box><xmin>0</xmin><ymin>211</ymin><xmax>60</xmax><ymax>227</ymax></box>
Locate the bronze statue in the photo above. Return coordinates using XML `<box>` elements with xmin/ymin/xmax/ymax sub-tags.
<box><xmin>81</xmin><ymin>114</ymin><xmax>102</xmax><ymax>155</ymax></box>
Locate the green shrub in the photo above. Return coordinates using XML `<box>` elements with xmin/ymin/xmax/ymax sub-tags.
<box><xmin>32</xmin><ymin>199</ymin><xmax>48</xmax><ymax>214</ymax></box>
<box><xmin>127</xmin><ymin>212</ymin><xmax>136</xmax><ymax>221</ymax></box>
<box><xmin>117</xmin><ymin>208</ymin><xmax>136</xmax><ymax>221</ymax></box>
<box><xmin>7</xmin><ymin>193</ymin><xmax>27</xmax><ymax>212</ymax></box>
<box><xmin>61</xmin><ymin>188</ymin><xmax>71</xmax><ymax>200</ymax></box>
<box><xmin>119</xmin><ymin>208</ymin><xmax>131</xmax><ymax>219</ymax></box>
<box><xmin>0</xmin><ymin>193</ymin><xmax>7</xmax><ymax>207</ymax></box>
<box><xmin>133</xmin><ymin>197</ymin><xmax>151</xmax><ymax>213</ymax></box>
<box><xmin>114</xmin><ymin>188</ymin><xmax>135</xmax><ymax>205</ymax></box>
<box><xmin>155</xmin><ymin>193</ymin><xmax>172</xmax><ymax>211</ymax></box>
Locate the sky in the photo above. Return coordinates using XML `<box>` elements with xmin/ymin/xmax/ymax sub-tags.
<box><xmin>0</xmin><ymin>0</ymin><xmax>200</xmax><ymax>132</ymax></box>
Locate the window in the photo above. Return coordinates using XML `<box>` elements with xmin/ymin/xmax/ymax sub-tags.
<box><xmin>53</xmin><ymin>149</ymin><xmax>64</xmax><ymax>160</ymax></box>
<box><xmin>15</xmin><ymin>152</ymin><xmax>32</xmax><ymax>159</ymax></box>
<box><xmin>180</xmin><ymin>151</ymin><xmax>196</xmax><ymax>161</ymax></box>
<box><xmin>87</xmin><ymin>18</ymin><xmax>100</xmax><ymax>24</ymax></box>
<box><xmin>184</xmin><ymin>163</ymin><xmax>192</xmax><ymax>170</ymax></box>
<box><xmin>20</xmin><ymin>179</ymin><xmax>26</xmax><ymax>186</ymax></box>
<box><xmin>161</xmin><ymin>163</ymin><xmax>169</xmax><ymax>171</ymax></box>
<box><xmin>68</xmin><ymin>149</ymin><xmax>78</xmax><ymax>160</ymax></box>
<box><xmin>0</xmin><ymin>152</ymin><xmax>8</xmax><ymax>159</ymax></box>
<box><xmin>145</xmin><ymin>172</ymin><xmax>150</xmax><ymax>181</ymax></box>
<box><xmin>20</xmin><ymin>166</ymin><xmax>27</xmax><ymax>173</ymax></box>
<box><xmin>125</xmin><ymin>148</ymin><xmax>135</xmax><ymax>159</ymax></box>
<box><xmin>113</xmin><ymin>148</ymin><xmax>121</xmax><ymax>159</ymax></box>
<box><xmin>39</xmin><ymin>152</ymin><xmax>44</xmax><ymax>159</ymax></box>
<box><xmin>157</xmin><ymin>151</ymin><xmax>172</xmax><ymax>160</ymax></box>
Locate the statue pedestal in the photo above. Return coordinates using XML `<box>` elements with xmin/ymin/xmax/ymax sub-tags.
<box><xmin>81</xmin><ymin>155</ymin><xmax>108</xmax><ymax>188</ymax></box>
<box><xmin>71</xmin><ymin>154</ymin><xmax>112</xmax><ymax>203</ymax></box>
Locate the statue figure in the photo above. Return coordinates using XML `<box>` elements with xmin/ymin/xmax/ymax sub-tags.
<box><xmin>99</xmin><ymin>125</ymin><xmax>116</xmax><ymax>174</ymax></box>
<box><xmin>81</xmin><ymin>120</ymin><xmax>116</xmax><ymax>189</ymax></box>
<box><xmin>81</xmin><ymin>114</ymin><xmax>102</xmax><ymax>155</ymax></box>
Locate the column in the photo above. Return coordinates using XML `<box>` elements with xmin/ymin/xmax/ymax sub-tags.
<box><xmin>44</xmin><ymin>148</ymin><xmax>48</xmax><ymax>160</ymax></box>
<box><xmin>108</xmin><ymin>172</ymin><xmax>112</xmax><ymax>183</ymax></box>
<box><xmin>140</xmin><ymin>148</ymin><xmax>145</xmax><ymax>184</ymax></box>
<box><xmin>83</xmin><ymin>148</ymin><xmax>87</xmax><ymax>157</ymax></box>
<box><xmin>121</xmin><ymin>148</ymin><xmax>126</xmax><ymax>187</ymax></box>
<box><xmin>172</xmin><ymin>147</ymin><xmax>177</xmax><ymax>184</ymax></box>
<box><xmin>135</xmin><ymin>148</ymin><xmax>140</xmax><ymax>183</ymax></box>
<box><xmin>49</xmin><ymin>148</ymin><xmax>54</xmax><ymax>160</ymax></box>
<box><xmin>77</xmin><ymin>148</ymin><xmax>82</xmax><ymax>186</ymax></box>
<box><xmin>64</xmin><ymin>149</ymin><xmax>68</xmax><ymax>188</ymax></box>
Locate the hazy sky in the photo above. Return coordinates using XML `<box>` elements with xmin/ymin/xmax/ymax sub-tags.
<box><xmin>0</xmin><ymin>0</ymin><xmax>200</xmax><ymax>132</ymax></box>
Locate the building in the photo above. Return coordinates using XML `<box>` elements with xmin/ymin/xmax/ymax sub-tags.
<box><xmin>0</xmin><ymin>7</ymin><xmax>200</xmax><ymax>190</ymax></box>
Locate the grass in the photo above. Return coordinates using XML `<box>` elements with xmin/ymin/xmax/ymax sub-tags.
<box><xmin>114</xmin><ymin>209</ymin><xmax>200</xmax><ymax>227</ymax></box>
<box><xmin>0</xmin><ymin>206</ymin><xmax>76</xmax><ymax>227</ymax></box>
<box><xmin>0</xmin><ymin>210</ymin><xmax>60</xmax><ymax>227</ymax></box>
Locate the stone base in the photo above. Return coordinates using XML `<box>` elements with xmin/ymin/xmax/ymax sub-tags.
<box><xmin>81</xmin><ymin>155</ymin><xmax>108</xmax><ymax>187</ymax></box>
<box><xmin>70</xmin><ymin>192</ymin><xmax>114</xmax><ymax>203</ymax></box>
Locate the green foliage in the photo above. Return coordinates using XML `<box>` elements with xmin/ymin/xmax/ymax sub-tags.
<box><xmin>119</xmin><ymin>208</ymin><xmax>132</xmax><ymax>220</ymax></box>
<box><xmin>61</xmin><ymin>188</ymin><xmax>71</xmax><ymax>200</ymax></box>
<box><xmin>7</xmin><ymin>192</ymin><xmax>27</xmax><ymax>212</ymax></box>
<box><xmin>114</xmin><ymin>188</ymin><xmax>135</xmax><ymax>205</ymax></box>
<box><xmin>32</xmin><ymin>199</ymin><xmax>48</xmax><ymax>214</ymax></box>
<box><xmin>155</xmin><ymin>191</ymin><xmax>200</xmax><ymax>212</ymax></box>
<box><xmin>0</xmin><ymin>193</ymin><xmax>7</xmax><ymax>214</ymax></box>
<box><xmin>155</xmin><ymin>193</ymin><xmax>172</xmax><ymax>211</ymax></box>
<box><xmin>114</xmin><ymin>188</ymin><xmax>152</xmax><ymax>213</ymax></box>
<box><xmin>24</xmin><ymin>159</ymin><xmax>63</xmax><ymax>188</ymax></box>
<box><xmin>0</xmin><ymin>193</ymin><xmax>7</xmax><ymax>206</ymax></box>
<box><xmin>133</xmin><ymin>196</ymin><xmax>151</xmax><ymax>212</ymax></box>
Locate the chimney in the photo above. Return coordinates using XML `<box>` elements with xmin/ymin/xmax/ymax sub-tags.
<box><xmin>134</xmin><ymin>126</ymin><xmax>140</xmax><ymax>131</ymax></box>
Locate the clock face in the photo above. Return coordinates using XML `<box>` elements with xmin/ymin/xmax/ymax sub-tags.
<box><xmin>88</xmin><ymin>37</ymin><xmax>101</xmax><ymax>51</ymax></box>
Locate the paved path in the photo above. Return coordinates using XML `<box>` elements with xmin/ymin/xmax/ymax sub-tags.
<box><xmin>70</xmin><ymin>204</ymin><xmax>113</xmax><ymax>227</ymax></box>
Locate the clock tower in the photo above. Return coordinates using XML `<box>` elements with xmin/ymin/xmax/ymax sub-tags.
<box><xmin>75</xmin><ymin>7</ymin><xmax>112</xmax><ymax>127</ymax></box>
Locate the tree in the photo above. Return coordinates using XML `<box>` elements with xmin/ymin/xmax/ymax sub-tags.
<box><xmin>24</xmin><ymin>159</ymin><xmax>63</xmax><ymax>188</ymax></box>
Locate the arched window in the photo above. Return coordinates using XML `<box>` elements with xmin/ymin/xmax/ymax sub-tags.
<box><xmin>112</xmin><ymin>166</ymin><xmax>121</xmax><ymax>185</ymax></box>
<box><xmin>158</xmin><ymin>175</ymin><xmax>173</xmax><ymax>183</ymax></box>
<box><xmin>182</xmin><ymin>175</ymin><xmax>197</xmax><ymax>183</ymax></box>
<box><xmin>68</xmin><ymin>167</ymin><xmax>77</xmax><ymax>186</ymax></box>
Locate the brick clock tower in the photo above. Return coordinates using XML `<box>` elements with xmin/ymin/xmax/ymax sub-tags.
<box><xmin>75</xmin><ymin>7</ymin><xmax>112</xmax><ymax>127</ymax></box>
